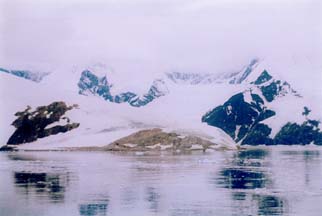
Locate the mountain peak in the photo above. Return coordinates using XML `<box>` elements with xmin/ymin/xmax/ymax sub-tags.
<box><xmin>229</xmin><ymin>58</ymin><xmax>260</xmax><ymax>84</ymax></box>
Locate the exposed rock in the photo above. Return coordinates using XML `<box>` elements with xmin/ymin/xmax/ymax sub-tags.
<box><xmin>275</xmin><ymin>120</ymin><xmax>322</xmax><ymax>145</ymax></box>
<box><xmin>302</xmin><ymin>106</ymin><xmax>311</xmax><ymax>117</ymax></box>
<box><xmin>202</xmin><ymin>92</ymin><xmax>275</xmax><ymax>144</ymax></box>
<box><xmin>253</xmin><ymin>70</ymin><xmax>272</xmax><ymax>85</ymax></box>
<box><xmin>7</xmin><ymin>102</ymin><xmax>80</xmax><ymax>145</ymax></box>
<box><xmin>258</xmin><ymin>78</ymin><xmax>300</xmax><ymax>102</ymax></box>
<box><xmin>101</xmin><ymin>128</ymin><xmax>224</xmax><ymax>152</ymax></box>
<box><xmin>242</xmin><ymin>124</ymin><xmax>274</xmax><ymax>145</ymax></box>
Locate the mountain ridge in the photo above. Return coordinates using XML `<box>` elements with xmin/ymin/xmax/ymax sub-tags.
<box><xmin>1</xmin><ymin>58</ymin><xmax>321</xmax><ymax>149</ymax></box>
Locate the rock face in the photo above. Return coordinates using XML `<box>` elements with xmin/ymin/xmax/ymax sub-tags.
<box><xmin>202</xmin><ymin>70</ymin><xmax>322</xmax><ymax>145</ymax></box>
<box><xmin>202</xmin><ymin>92</ymin><xmax>276</xmax><ymax>145</ymax></box>
<box><xmin>101</xmin><ymin>128</ymin><xmax>225</xmax><ymax>152</ymax></box>
<box><xmin>78</xmin><ymin>70</ymin><xmax>169</xmax><ymax>107</ymax></box>
<box><xmin>7</xmin><ymin>102</ymin><xmax>80</xmax><ymax>145</ymax></box>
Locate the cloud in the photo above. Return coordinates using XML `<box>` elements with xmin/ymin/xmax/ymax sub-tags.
<box><xmin>0</xmin><ymin>0</ymin><xmax>321</xmax><ymax>85</ymax></box>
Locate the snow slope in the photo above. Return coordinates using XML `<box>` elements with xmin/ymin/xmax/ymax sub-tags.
<box><xmin>0</xmin><ymin>70</ymin><xmax>238</xmax><ymax>150</ymax></box>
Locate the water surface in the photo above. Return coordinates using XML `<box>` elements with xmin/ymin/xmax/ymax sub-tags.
<box><xmin>1</xmin><ymin>147</ymin><xmax>322</xmax><ymax>216</ymax></box>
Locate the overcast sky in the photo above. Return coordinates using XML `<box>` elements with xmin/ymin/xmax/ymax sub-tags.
<box><xmin>0</xmin><ymin>0</ymin><xmax>321</xmax><ymax>92</ymax></box>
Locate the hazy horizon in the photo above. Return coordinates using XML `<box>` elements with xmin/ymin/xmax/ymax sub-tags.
<box><xmin>0</xmin><ymin>0</ymin><xmax>321</xmax><ymax>97</ymax></box>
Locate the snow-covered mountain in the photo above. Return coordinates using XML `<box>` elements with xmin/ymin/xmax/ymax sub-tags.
<box><xmin>76</xmin><ymin>59</ymin><xmax>263</xmax><ymax>107</ymax></box>
<box><xmin>202</xmin><ymin>66</ymin><xmax>322</xmax><ymax>145</ymax></box>
<box><xmin>1</xmin><ymin>58</ymin><xmax>321</xmax><ymax>150</ymax></box>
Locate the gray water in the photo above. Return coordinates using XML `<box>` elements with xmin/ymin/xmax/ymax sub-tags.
<box><xmin>1</xmin><ymin>147</ymin><xmax>322</xmax><ymax>216</ymax></box>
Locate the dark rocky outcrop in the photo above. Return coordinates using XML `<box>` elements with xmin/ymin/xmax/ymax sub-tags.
<box><xmin>202</xmin><ymin>92</ymin><xmax>275</xmax><ymax>144</ymax></box>
<box><xmin>253</xmin><ymin>70</ymin><xmax>272</xmax><ymax>85</ymax></box>
<box><xmin>275</xmin><ymin>120</ymin><xmax>322</xmax><ymax>145</ymax></box>
<box><xmin>242</xmin><ymin>124</ymin><xmax>274</xmax><ymax>145</ymax></box>
<box><xmin>260</xmin><ymin>80</ymin><xmax>294</xmax><ymax>102</ymax></box>
<box><xmin>7</xmin><ymin>102</ymin><xmax>80</xmax><ymax>145</ymax></box>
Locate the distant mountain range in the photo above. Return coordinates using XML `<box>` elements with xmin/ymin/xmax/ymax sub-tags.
<box><xmin>1</xmin><ymin>58</ymin><xmax>321</xmax><ymax>148</ymax></box>
<box><xmin>0</xmin><ymin>67</ymin><xmax>49</xmax><ymax>82</ymax></box>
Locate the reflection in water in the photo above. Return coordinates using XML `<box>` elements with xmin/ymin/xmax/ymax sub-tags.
<box><xmin>219</xmin><ymin>168</ymin><xmax>266</xmax><ymax>189</ymax></box>
<box><xmin>217</xmin><ymin>149</ymin><xmax>269</xmax><ymax>190</ymax></box>
<box><xmin>217</xmin><ymin>149</ymin><xmax>286</xmax><ymax>216</ymax></box>
<box><xmin>14</xmin><ymin>172</ymin><xmax>67</xmax><ymax>202</ymax></box>
<box><xmin>238</xmin><ymin>149</ymin><xmax>268</xmax><ymax>160</ymax></box>
<box><xmin>79</xmin><ymin>200</ymin><xmax>109</xmax><ymax>216</ymax></box>
<box><xmin>8</xmin><ymin>154</ymin><xmax>40</xmax><ymax>161</ymax></box>
<box><xmin>255</xmin><ymin>194</ymin><xmax>284</xmax><ymax>216</ymax></box>
<box><xmin>145</xmin><ymin>187</ymin><xmax>160</xmax><ymax>213</ymax></box>
<box><xmin>281</xmin><ymin>150</ymin><xmax>320</xmax><ymax>158</ymax></box>
<box><xmin>232</xmin><ymin>191</ymin><xmax>246</xmax><ymax>201</ymax></box>
<box><xmin>170</xmin><ymin>208</ymin><xmax>214</xmax><ymax>216</ymax></box>
<box><xmin>281</xmin><ymin>150</ymin><xmax>321</xmax><ymax>187</ymax></box>
<box><xmin>121</xmin><ymin>187</ymin><xmax>137</xmax><ymax>209</ymax></box>
<box><xmin>303</xmin><ymin>150</ymin><xmax>320</xmax><ymax>161</ymax></box>
<box><xmin>234</xmin><ymin>149</ymin><xmax>269</xmax><ymax>167</ymax></box>
<box><xmin>2</xmin><ymin>149</ymin><xmax>322</xmax><ymax>216</ymax></box>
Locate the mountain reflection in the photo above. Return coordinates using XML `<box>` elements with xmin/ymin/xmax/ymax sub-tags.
<box><xmin>14</xmin><ymin>172</ymin><xmax>67</xmax><ymax>202</ymax></box>
<box><xmin>219</xmin><ymin>168</ymin><xmax>266</xmax><ymax>189</ymax></box>
<box><xmin>4</xmin><ymin>149</ymin><xmax>321</xmax><ymax>216</ymax></box>
<box><xmin>238</xmin><ymin>148</ymin><xmax>268</xmax><ymax>160</ymax></box>
<box><xmin>79</xmin><ymin>200</ymin><xmax>109</xmax><ymax>216</ymax></box>
<box><xmin>145</xmin><ymin>187</ymin><xmax>161</xmax><ymax>213</ymax></box>
<box><xmin>217</xmin><ymin>149</ymin><xmax>269</xmax><ymax>190</ymax></box>
<box><xmin>216</xmin><ymin>149</ymin><xmax>287</xmax><ymax>216</ymax></box>
<box><xmin>255</xmin><ymin>194</ymin><xmax>284</xmax><ymax>216</ymax></box>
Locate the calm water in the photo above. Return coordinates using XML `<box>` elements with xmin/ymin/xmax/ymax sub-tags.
<box><xmin>1</xmin><ymin>147</ymin><xmax>322</xmax><ymax>216</ymax></box>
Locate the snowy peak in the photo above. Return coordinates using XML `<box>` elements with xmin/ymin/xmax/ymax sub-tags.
<box><xmin>0</xmin><ymin>67</ymin><xmax>49</xmax><ymax>82</ymax></box>
<box><xmin>202</xmin><ymin>62</ymin><xmax>321</xmax><ymax>145</ymax></box>
<box><xmin>229</xmin><ymin>58</ymin><xmax>260</xmax><ymax>84</ymax></box>
<box><xmin>249</xmin><ymin>70</ymin><xmax>301</xmax><ymax>103</ymax></box>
